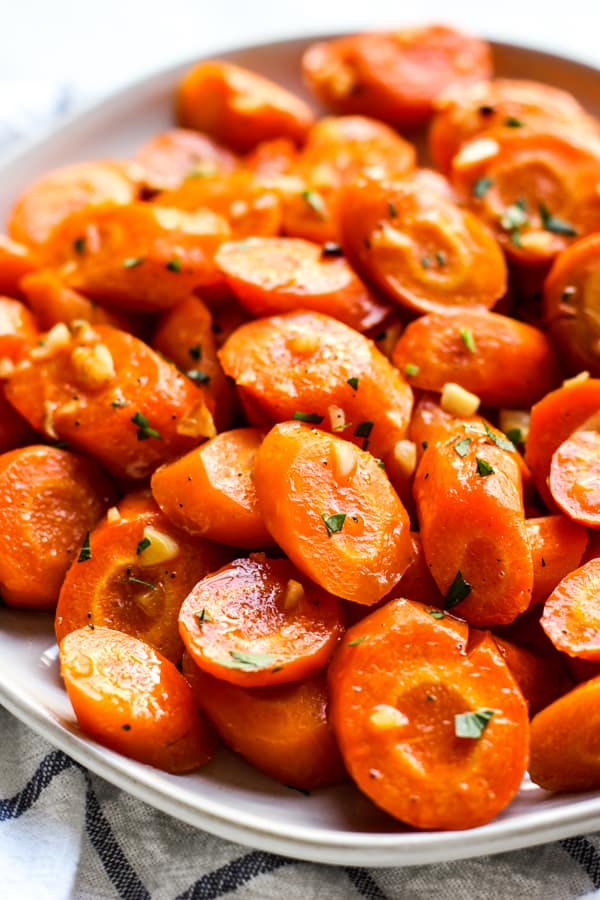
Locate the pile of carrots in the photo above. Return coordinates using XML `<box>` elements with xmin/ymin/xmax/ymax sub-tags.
<box><xmin>2</xmin><ymin>22</ymin><xmax>600</xmax><ymax>832</ymax></box>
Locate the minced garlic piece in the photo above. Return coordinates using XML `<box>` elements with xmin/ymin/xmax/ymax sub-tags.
<box><xmin>176</xmin><ymin>402</ymin><xmax>217</xmax><ymax>439</ymax></box>
<box><xmin>332</xmin><ymin>440</ymin><xmax>357</xmax><ymax>480</ymax></box>
<box><xmin>282</xmin><ymin>579</ymin><xmax>304</xmax><ymax>611</ymax></box>
<box><xmin>138</xmin><ymin>526</ymin><xmax>179</xmax><ymax>566</ymax></box>
<box><xmin>440</xmin><ymin>382</ymin><xmax>480</xmax><ymax>417</ymax></box>
<box><xmin>71</xmin><ymin>344</ymin><xmax>115</xmax><ymax>388</ymax></box>
<box><xmin>562</xmin><ymin>370</ymin><xmax>590</xmax><ymax>388</ymax></box>
<box><xmin>369</xmin><ymin>705</ymin><xmax>409</xmax><ymax>730</ymax></box>
<box><xmin>393</xmin><ymin>440</ymin><xmax>417</xmax><ymax>479</ymax></box>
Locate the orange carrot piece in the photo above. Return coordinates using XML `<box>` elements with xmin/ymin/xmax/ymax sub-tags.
<box><xmin>0</xmin><ymin>235</ymin><xmax>37</xmax><ymax>296</ymax></box>
<box><xmin>179</xmin><ymin>554</ymin><xmax>344</xmax><ymax>687</ymax></box>
<box><xmin>328</xmin><ymin>597</ymin><xmax>528</xmax><ymax>830</ymax></box>
<box><xmin>254</xmin><ymin>422</ymin><xmax>413</xmax><ymax>605</ymax></box>
<box><xmin>541</xmin><ymin>558</ymin><xmax>600</xmax><ymax>660</ymax></box>
<box><xmin>0</xmin><ymin>445</ymin><xmax>115</xmax><ymax>609</ymax></box>
<box><xmin>0</xmin><ymin>295</ymin><xmax>38</xmax><ymax>362</ymax></box>
<box><xmin>529</xmin><ymin>675</ymin><xmax>600</xmax><ymax>791</ymax></box>
<box><xmin>549</xmin><ymin>428</ymin><xmax>600</xmax><ymax>526</ymax></box>
<box><xmin>151</xmin><ymin>428</ymin><xmax>273</xmax><ymax>548</ymax></box>
<box><xmin>60</xmin><ymin>626</ymin><xmax>214</xmax><ymax>773</ymax></box>
<box><xmin>525</xmin><ymin>515</ymin><xmax>588</xmax><ymax>607</ymax></box>
<box><xmin>183</xmin><ymin>653</ymin><xmax>345</xmax><ymax>789</ymax></box>
<box><xmin>135</xmin><ymin>127</ymin><xmax>238</xmax><ymax>191</ymax></box>
<box><xmin>492</xmin><ymin>634</ymin><xmax>567</xmax><ymax>716</ymax></box>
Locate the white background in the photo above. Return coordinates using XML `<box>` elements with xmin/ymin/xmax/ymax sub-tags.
<box><xmin>1</xmin><ymin>0</ymin><xmax>599</xmax><ymax>95</ymax></box>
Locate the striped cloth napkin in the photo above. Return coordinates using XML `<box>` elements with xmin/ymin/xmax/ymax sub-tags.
<box><xmin>1</xmin><ymin>81</ymin><xmax>600</xmax><ymax>900</ymax></box>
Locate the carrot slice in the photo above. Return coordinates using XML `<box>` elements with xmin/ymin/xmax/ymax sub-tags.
<box><xmin>8</xmin><ymin>161</ymin><xmax>138</xmax><ymax>248</ymax></box>
<box><xmin>525</xmin><ymin>515</ymin><xmax>588</xmax><ymax>607</ymax></box>
<box><xmin>0</xmin><ymin>389</ymin><xmax>36</xmax><ymax>453</ymax></box>
<box><xmin>39</xmin><ymin>202</ymin><xmax>231</xmax><ymax>312</ymax></box>
<box><xmin>183</xmin><ymin>653</ymin><xmax>345</xmax><ymax>789</ymax></box>
<box><xmin>414</xmin><ymin>432</ymin><xmax>533</xmax><ymax>626</ymax></box>
<box><xmin>6</xmin><ymin>323</ymin><xmax>215</xmax><ymax>480</ymax></box>
<box><xmin>244</xmin><ymin>137</ymin><xmax>298</xmax><ymax>177</ymax></box>
<box><xmin>60</xmin><ymin>626</ymin><xmax>214</xmax><ymax>773</ymax></box>
<box><xmin>492</xmin><ymin>634</ymin><xmax>567</xmax><ymax>716</ymax></box>
<box><xmin>549</xmin><ymin>428</ymin><xmax>600</xmax><ymax>526</ymax></box>
<box><xmin>215</xmin><ymin>236</ymin><xmax>391</xmax><ymax>332</ymax></box>
<box><xmin>541</xmin><ymin>558</ymin><xmax>600</xmax><ymax>660</ymax></box>
<box><xmin>55</xmin><ymin>491</ymin><xmax>231</xmax><ymax>662</ymax></box>
<box><xmin>218</xmin><ymin>310</ymin><xmax>413</xmax><ymax>461</ymax></box>
<box><xmin>0</xmin><ymin>235</ymin><xmax>37</xmax><ymax>296</ymax></box>
<box><xmin>179</xmin><ymin>554</ymin><xmax>344</xmax><ymax>687</ymax></box>
<box><xmin>135</xmin><ymin>128</ymin><xmax>238</xmax><ymax>191</ymax></box>
<box><xmin>151</xmin><ymin>428</ymin><xmax>273</xmax><ymax>548</ymax></box>
<box><xmin>393</xmin><ymin>308</ymin><xmax>561</xmax><ymax>409</ymax></box>
<box><xmin>543</xmin><ymin>233</ymin><xmax>600</xmax><ymax>377</ymax></box>
<box><xmin>328</xmin><ymin>597</ymin><xmax>528</xmax><ymax>830</ymax></box>
<box><xmin>0</xmin><ymin>445</ymin><xmax>115</xmax><ymax>609</ymax></box>
<box><xmin>254</xmin><ymin>422</ymin><xmax>413</xmax><ymax>605</ymax></box>
<box><xmin>0</xmin><ymin>296</ymin><xmax>38</xmax><ymax>362</ymax></box>
<box><xmin>529</xmin><ymin>675</ymin><xmax>600</xmax><ymax>792</ymax></box>
<box><xmin>525</xmin><ymin>377</ymin><xmax>600</xmax><ymax>508</ymax></box>
<box><xmin>339</xmin><ymin>172</ymin><xmax>507</xmax><ymax>315</ymax></box>
<box><xmin>302</xmin><ymin>26</ymin><xmax>492</xmax><ymax>129</ymax></box>
<box><xmin>177</xmin><ymin>60</ymin><xmax>315</xmax><ymax>152</ymax></box>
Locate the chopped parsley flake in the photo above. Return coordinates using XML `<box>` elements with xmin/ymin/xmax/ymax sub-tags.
<box><xmin>539</xmin><ymin>203</ymin><xmax>578</xmax><ymax>237</ymax></box>
<box><xmin>220</xmin><ymin>650</ymin><xmax>276</xmax><ymax>670</ymax></box>
<box><xmin>476</xmin><ymin>457</ymin><xmax>495</xmax><ymax>477</ymax></box>
<box><xmin>122</xmin><ymin>257</ymin><xmax>144</xmax><ymax>268</ymax></box>
<box><xmin>136</xmin><ymin>537</ymin><xmax>151</xmax><ymax>555</ymax></box>
<box><xmin>460</xmin><ymin>327</ymin><xmax>477</xmax><ymax>353</ymax></box>
<box><xmin>111</xmin><ymin>398</ymin><xmax>127</xmax><ymax>408</ymax></box>
<box><xmin>454</xmin><ymin>437</ymin><xmax>471</xmax><ymax>458</ymax></box>
<box><xmin>347</xmin><ymin>376</ymin><xmax>359</xmax><ymax>390</ymax></box>
<box><xmin>354</xmin><ymin>421</ymin><xmax>373</xmax><ymax>439</ymax></box>
<box><xmin>505</xmin><ymin>427</ymin><xmax>523</xmax><ymax>445</ymax></box>
<box><xmin>421</xmin><ymin>256</ymin><xmax>431</xmax><ymax>269</ymax></box>
<box><xmin>292</xmin><ymin>411</ymin><xmax>324</xmax><ymax>424</ymax></box>
<box><xmin>445</xmin><ymin>570</ymin><xmax>472</xmax><ymax>609</ymax></box>
<box><xmin>188</xmin><ymin>344</ymin><xmax>202</xmax><ymax>361</ymax></box>
<box><xmin>123</xmin><ymin>576</ymin><xmax>156</xmax><ymax>590</ymax></box>
<box><xmin>429</xmin><ymin>610</ymin><xmax>445</xmax><ymax>619</ymax></box>
<box><xmin>436</xmin><ymin>251</ymin><xmax>447</xmax><ymax>267</ymax></box>
<box><xmin>455</xmin><ymin>708</ymin><xmax>495</xmax><ymax>739</ymax></box>
<box><xmin>347</xmin><ymin>635</ymin><xmax>367</xmax><ymax>647</ymax></box>
<box><xmin>484</xmin><ymin>423</ymin><xmax>515</xmax><ymax>452</ymax></box>
<box><xmin>321</xmin><ymin>512</ymin><xmax>347</xmax><ymax>536</ymax></box>
<box><xmin>301</xmin><ymin>190</ymin><xmax>326</xmax><ymax>219</ymax></box>
<box><xmin>77</xmin><ymin>532</ymin><xmax>92</xmax><ymax>563</ymax></box>
<box><xmin>405</xmin><ymin>363</ymin><xmax>419</xmax><ymax>377</ymax></box>
<box><xmin>131</xmin><ymin>411</ymin><xmax>162</xmax><ymax>441</ymax></box>
<box><xmin>504</xmin><ymin>116</ymin><xmax>525</xmax><ymax>128</ymax></box>
<box><xmin>73</xmin><ymin>236</ymin><xmax>86</xmax><ymax>255</ymax></box>
<box><xmin>166</xmin><ymin>258</ymin><xmax>182</xmax><ymax>272</ymax></box>
<box><xmin>186</xmin><ymin>369</ymin><xmax>211</xmax><ymax>384</ymax></box>
<box><xmin>196</xmin><ymin>608</ymin><xmax>213</xmax><ymax>626</ymax></box>
<box><xmin>387</xmin><ymin>200</ymin><xmax>398</xmax><ymax>218</ymax></box>
<box><xmin>472</xmin><ymin>177</ymin><xmax>493</xmax><ymax>199</ymax></box>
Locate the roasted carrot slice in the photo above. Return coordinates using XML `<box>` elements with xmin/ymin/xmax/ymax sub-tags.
<box><xmin>39</xmin><ymin>202</ymin><xmax>231</xmax><ymax>312</ymax></box>
<box><xmin>339</xmin><ymin>172</ymin><xmax>507</xmax><ymax>315</ymax></box>
<box><xmin>525</xmin><ymin>377</ymin><xmax>600</xmax><ymax>508</ymax></box>
<box><xmin>135</xmin><ymin>127</ymin><xmax>238</xmax><ymax>191</ymax></box>
<box><xmin>302</xmin><ymin>26</ymin><xmax>492</xmax><ymax>129</ymax></box>
<box><xmin>218</xmin><ymin>310</ymin><xmax>413</xmax><ymax>461</ymax></box>
<box><xmin>183</xmin><ymin>653</ymin><xmax>345</xmax><ymax>789</ymax></box>
<box><xmin>429</xmin><ymin>78</ymin><xmax>597</xmax><ymax>174</ymax></box>
<box><xmin>414</xmin><ymin>432</ymin><xmax>533</xmax><ymax>626</ymax></box>
<box><xmin>328</xmin><ymin>597</ymin><xmax>528</xmax><ymax>830</ymax></box>
<box><xmin>60</xmin><ymin>626</ymin><xmax>214</xmax><ymax>773</ymax></box>
<box><xmin>0</xmin><ymin>389</ymin><xmax>36</xmax><ymax>453</ymax></box>
<box><xmin>215</xmin><ymin>237</ymin><xmax>391</xmax><ymax>332</ymax></box>
<box><xmin>151</xmin><ymin>428</ymin><xmax>273</xmax><ymax>548</ymax></box>
<box><xmin>393</xmin><ymin>308</ymin><xmax>561</xmax><ymax>409</ymax></box>
<box><xmin>525</xmin><ymin>515</ymin><xmax>588</xmax><ymax>607</ymax></box>
<box><xmin>541</xmin><ymin>558</ymin><xmax>600</xmax><ymax>660</ymax></box>
<box><xmin>244</xmin><ymin>137</ymin><xmax>299</xmax><ymax>177</ymax></box>
<box><xmin>549</xmin><ymin>427</ymin><xmax>600</xmax><ymax>526</ymax></box>
<box><xmin>0</xmin><ymin>296</ymin><xmax>38</xmax><ymax>363</ymax></box>
<box><xmin>55</xmin><ymin>491</ymin><xmax>231</xmax><ymax>662</ymax></box>
<box><xmin>529</xmin><ymin>675</ymin><xmax>600</xmax><ymax>792</ymax></box>
<box><xmin>6</xmin><ymin>323</ymin><xmax>216</xmax><ymax>480</ymax></box>
<box><xmin>0</xmin><ymin>445</ymin><xmax>115</xmax><ymax>609</ymax></box>
<box><xmin>543</xmin><ymin>233</ymin><xmax>600</xmax><ymax>377</ymax></box>
<box><xmin>492</xmin><ymin>635</ymin><xmax>567</xmax><ymax>716</ymax></box>
<box><xmin>177</xmin><ymin>60</ymin><xmax>315</xmax><ymax>152</ymax></box>
<box><xmin>254</xmin><ymin>422</ymin><xmax>413</xmax><ymax>605</ymax></box>
<box><xmin>0</xmin><ymin>235</ymin><xmax>37</xmax><ymax>296</ymax></box>
<box><xmin>8</xmin><ymin>161</ymin><xmax>138</xmax><ymax>247</ymax></box>
<box><xmin>179</xmin><ymin>554</ymin><xmax>344</xmax><ymax>687</ymax></box>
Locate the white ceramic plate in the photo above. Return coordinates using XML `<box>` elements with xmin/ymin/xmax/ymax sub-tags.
<box><xmin>1</xmin><ymin>35</ymin><xmax>600</xmax><ymax>868</ymax></box>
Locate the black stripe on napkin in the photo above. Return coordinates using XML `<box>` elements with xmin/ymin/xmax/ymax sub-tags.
<box><xmin>176</xmin><ymin>849</ymin><xmax>291</xmax><ymax>900</ymax></box>
<box><xmin>345</xmin><ymin>867</ymin><xmax>390</xmax><ymax>899</ymax></box>
<box><xmin>560</xmin><ymin>836</ymin><xmax>600</xmax><ymax>889</ymax></box>
<box><xmin>0</xmin><ymin>749</ymin><xmax>80</xmax><ymax>820</ymax></box>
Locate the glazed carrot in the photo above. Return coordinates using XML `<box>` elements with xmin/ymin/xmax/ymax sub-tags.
<box><xmin>339</xmin><ymin>172</ymin><xmax>507</xmax><ymax>315</ymax></box>
<box><xmin>525</xmin><ymin>515</ymin><xmax>588</xmax><ymax>607</ymax></box>
<box><xmin>20</xmin><ymin>269</ymin><xmax>146</xmax><ymax>334</ymax></box>
<box><xmin>152</xmin><ymin>294</ymin><xmax>236</xmax><ymax>432</ymax></box>
<box><xmin>244</xmin><ymin>137</ymin><xmax>299</xmax><ymax>177</ymax></box>
<box><xmin>182</xmin><ymin>653</ymin><xmax>345</xmax><ymax>789</ymax></box>
<box><xmin>543</xmin><ymin>234</ymin><xmax>600</xmax><ymax>377</ymax></box>
<box><xmin>254</xmin><ymin>422</ymin><xmax>413</xmax><ymax>605</ymax></box>
<box><xmin>541</xmin><ymin>558</ymin><xmax>600</xmax><ymax>660</ymax></box>
<box><xmin>429</xmin><ymin>78</ymin><xmax>597</xmax><ymax>174</ymax></box>
<box><xmin>60</xmin><ymin>626</ymin><xmax>215</xmax><ymax>773</ymax></box>
<box><xmin>55</xmin><ymin>490</ymin><xmax>231</xmax><ymax>661</ymax></box>
<box><xmin>218</xmin><ymin>310</ymin><xmax>414</xmax><ymax>461</ymax></box>
<box><xmin>280</xmin><ymin>115</ymin><xmax>415</xmax><ymax>244</ymax></box>
<box><xmin>549</xmin><ymin>427</ymin><xmax>600</xmax><ymax>526</ymax></box>
<box><xmin>392</xmin><ymin>532</ymin><xmax>444</xmax><ymax>608</ymax></box>
<box><xmin>492</xmin><ymin>635</ymin><xmax>567</xmax><ymax>716</ymax></box>
<box><xmin>529</xmin><ymin>675</ymin><xmax>600</xmax><ymax>791</ymax></box>
<box><xmin>451</xmin><ymin>130</ymin><xmax>600</xmax><ymax>281</ymax></box>
<box><xmin>214</xmin><ymin>237</ymin><xmax>391</xmax><ymax>332</ymax></box>
<box><xmin>525</xmin><ymin>377</ymin><xmax>600</xmax><ymax>508</ymax></box>
<box><xmin>151</xmin><ymin>428</ymin><xmax>273</xmax><ymax>548</ymax></box>
<box><xmin>6</xmin><ymin>323</ymin><xmax>216</xmax><ymax>480</ymax></box>
<box><xmin>0</xmin><ymin>389</ymin><xmax>36</xmax><ymax>453</ymax></box>
<box><xmin>392</xmin><ymin>308</ymin><xmax>562</xmax><ymax>409</ymax></box>
<box><xmin>179</xmin><ymin>554</ymin><xmax>344</xmax><ymax>687</ymax></box>
<box><xmin>302</xmin><ymin>25</ymin><xmax>492</xmax><ymax>129</ymax></box>
<box><xmin>414</xmin><ymin>432</ymin><xmax>533</xmax><ymax>626</ymax></box>
<box><xmin>39</xmin><ymin>202</ymin><xmax>231</xmax><ymax>312</ymax></box>
<box><xmin>0</xmin><ymin>296</ymin><xmax>38</xmax><ymax>363</ymax></box>
<box><xmin>177</xmin><ymin>60</ymin><xmax>315</xmax><ymax>152</ymax></box>
<box><xmin>0</xmin><ymin>235</ymin><xmax>37</xmax><ymax>296</ymax></box>
<box><xmin>328</xmin><ymin>597</ymin><xmax>528</xmax><ymax>830</ymax></box>
<box><xmin>8</xmin><ymin>161</ymin><xmax>138</xmax><ymax>247</ymax></box>
<box><xmin>0</xmin><ymin>445</ymin><xmax>115</xmax><ymax>608</ymax></box>
<box><xmin>135</xmin><ymin>127</ymin><xmax>238</xmax><ymax>191</ymax></box>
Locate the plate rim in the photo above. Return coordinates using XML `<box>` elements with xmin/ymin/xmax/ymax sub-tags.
<box><xmin>1</xmin><ymin>31</ymin><xmax>600</xmax><ymax>867</ymax></box>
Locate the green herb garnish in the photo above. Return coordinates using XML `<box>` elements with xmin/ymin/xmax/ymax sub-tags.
<box><xmin>186</xmin><ymin>369</ymin><xmax>211</xmax><ymax>384</ymax></box>
<box><xmin>123</xmin><ymin>576</ymin><xmax>156</xmax><ymax>590</ymax></box>
<box><xmin>354</xmin><ymin>421</ymin><xmax>373</xmax><ymax>439</ymax></box>
<box><xmin>445</xmin><ymin>570</ymin><xmax>472</xmax><ymax>609</ymax></box>
<box><xmin>123</xmin><ymin>257</ymin><xmax>144</xmax><ymax>269</ymax></box>
<box><xmin>131</xmin><ymin>411</ymin><xmax>162</xmax><ymax>441</ymax></box>
<box><xmin>347</xmin><ymin>635</ymin><xmax>367</xmax><ymax>647</ymax></box>
<box><xmin>460</xmin><ymin>327</ymin><xmax>477</xmax><ymax>353</ymax></box>
<box><xmin>405</xmin><ymin>363</ymin><xmax>419</xmax><ymax>377</ymax></box>
<box><xmin>347</xmin><ymin>377</ymin><xmax>359</xmax><ymax>390</ymax></box>
<box><xmin>136</xmin><ymin>537</ymin><xmax>151</xmax><ymax>555</ymax></box>
<box><xmin>301</xmin><ymin>190</ymin><xmax>326</xmax><ymax>219</ymax></box>
<box><xmin>454</xmin><ymin>437</ymin><xmax>471</xmax><ymax>458</ymax></box>
<box><xmin>196</xmin><ymin>608</ymin><xmax>213</xmax><ymax>626</ymax></box>
<box><xmin>429</xmin><ymin>610</ymin><xmax>445</xmax><ymax>619</ymax></box>
<box><xmin>292</xmin><ymin>411</ymin><xmax>324</xmax><ymax>424</ymax></box>
<box><xmin>539</xmin><ymin>202</ymin><xmax>578</xmax><ymax>237</ymax></box>
<box><xmin>476</xmin><ymin>457</ymin><xmax>494</xmax><ymax>477</ymax></box>
<box><xmin>472</xmin><ymin>177</ymin><xmax>493</xmax><ymax>199</ymax></box>
<box><xmin>387</xmin><ymin>200</ymin><xmax>398</xmax><ymax>219</ymax></box>
<box><xmin>166</xmin><ymin>258</ymin><xmax>182</xmax><ymax>272</ymax></box>
<box><xmin>77</xmin><ymin>532</ymin><xmax>92</xmax><ymax>563</ymax></box>
<box><xmin>504</xmin><ymin>116</ymin><xmax>525</xmax><ymax>128</ymax></box>
<box><xmin>321</xmin><ymin>512</ymin><xmax>347</xmax><ymax>536</ymax></box>
<box><xmin>484</xmin><ymin>423</ymin><xmax>515</xmax><ymax>452</ymax></box>
<box><xmin>455</xmin><ymin>708</ymin><xmax>494</xmax><ymax>739</ymax></box>
<box><xmin>220</xmin><ymin>650</ymin><xmax>276</xmax><ymax>670</ymax></box>
<box><xmin>73</xmin><ymin>237</ymin><xmax>86</xmax><ymax>255</ymax></box>
<box><xmin>188</xmin><ymin>344</ymin><xmax>202</xmax><ymax>361</ymax></box>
